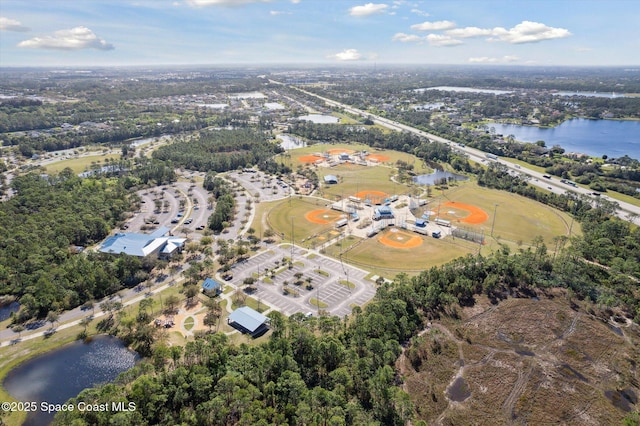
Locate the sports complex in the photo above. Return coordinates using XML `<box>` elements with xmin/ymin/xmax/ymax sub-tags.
<box><xmin>260</xmin><ymin>143</ymin><xmax>578</xmax><ymax>276</ymax></box>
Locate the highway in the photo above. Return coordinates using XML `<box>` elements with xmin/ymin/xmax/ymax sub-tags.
<box><xmin>291</xmin><ymin>86</ymin><xmax>640</xmax><ymax>225</ymax></box>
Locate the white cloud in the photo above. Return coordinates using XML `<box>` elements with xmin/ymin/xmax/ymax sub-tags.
<box><xmin>575</xmin><ymin>47</ymin><xmax>593</xmax><ymax>52</ymax></box>
<box><xmin>445</xmin><ymin>26</ymin><xmax>493</xmax><ymax>38</ymax></box>
<box><xmin>426</xmin><ymin>34</ymin><xmax>462</xmax><ymax>47</ymax></box>
<box><xmin>410</xmin><ymin>9</ymin><xmax>430</xmax><ymax>17</ymax></box>
<box><xmin>392</xmin><ymin>32</ymin><xmax>423</xmax><ymax>43</ymax></box>
<box><xmin>18</xmin><ymin>27</ymin><xmax>114</xmax><ymax>51</ymax></box>
<box><xmin>291</xmin><ymin>0</ymin><xmax>301</xmax><ymax>3</ymax></box>
<box><xmin>349</xmin><ymin>3</ymin><xmax>389</xmax><ymax>17</ymax></box>
<box><xmin>448</xmin><ymin>21</ymin><xmax>571</xmax><ymax>44</ymax></box>
<box><xmin>410</xmin><ymin>20</ymin><xmax>456</xmax><ymax>31</ymax></box>
<box><xmin>185</xmin><ymin>0</ymin><xmax>270</xmax><ymax>6</ymax></box>
<box><xmin>270</xmin><ymin>10</ymin><xmax>291</xmax><ymax>15</ymax></box>
<box><xmin>0</xmin><ymin>16</ymin><xmax>30</xmax><ymax>32</ymax></box>
<box><xmin>329</xmin><ymin>49</ymin><xmax>363</xmax><ymax>61</ymax></box>
<box><xmin>468</xmin><ymin>55</ymin><xmax>520</xmax><ymax>63</ymax></box>
<box><xmin>490</xmin><ymin>21</ymin><xmax>571</xmax><ymax>44</ymax></box>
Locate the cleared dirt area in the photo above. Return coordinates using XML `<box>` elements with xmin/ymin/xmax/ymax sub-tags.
<box><xmin>398</xmin><ymin>294</ymin><xmax>640</xmax><ymax>425</ymax></box>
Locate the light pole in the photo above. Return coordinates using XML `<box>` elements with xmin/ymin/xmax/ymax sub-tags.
<box><xmin>491</xmin><ymin>204</ymin><xmax>499</xmax><ymax>237</ymax></box>
<box><xmin>290</xmin><ymin>218</ymin><xmax>294</xmax><ymax>264</ymax></box>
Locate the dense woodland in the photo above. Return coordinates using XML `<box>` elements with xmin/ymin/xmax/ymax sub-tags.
<box><xmin>0</xmin><ymin>171</ymin><xmax>155</xmax><ymax>320</ymax></box>
<box><xmin>152</xmin><ymin>129</ymin><xmax>286</xmax><ymax>174</ymax></box>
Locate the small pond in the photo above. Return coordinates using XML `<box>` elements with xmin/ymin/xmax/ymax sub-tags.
<box><xmin>4</xmin><ymin>335</ymin><xmax>138</xmax><ymax>425</ymax></box>
<box><xmin>413</xmin><ymin>170</ymin><xmax>468</xmax><ymax>185</ymax></box>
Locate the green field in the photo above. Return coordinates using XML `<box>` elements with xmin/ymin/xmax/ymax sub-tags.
<box><xmin>277</xmin><ymin>142</ymin><xmax>432</xmax><ymax>173</ymax></box>
<box><xmin>331</xmin><ymin>231</ymin><xmax>476</xmax><ymax>277</ymax></box>
<box><xmin>43</xmin><ymin>153</ymin><xmax>121</xmax><ymax>174</ymax></box>
<box><xmin>431</xmin><ymin>182</ymin><xmax>580</xmax><ymax>247</ymax></box>
<box><xmin>263</xmin><ymin>197</ymin><xmax>339</xmax><ymax>244</ymax></box>
<box><xmin>315</xmin><ymin>163</ymin><xmax>409</xmax><ymax>201</ymax></box>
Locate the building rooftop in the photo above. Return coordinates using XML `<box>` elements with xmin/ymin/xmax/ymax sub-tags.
<box><xmin>99</xmin><ymin>227</ymin><xmax>184</xmax><ymax>257</ymax></box>
<box><xmin>228</xmin><ymin>306</ymin><xmax>268</xmax><ymax>333</ymax></box>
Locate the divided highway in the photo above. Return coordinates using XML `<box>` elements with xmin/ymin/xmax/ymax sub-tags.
<box><xmin>292</xmin><ymin>86</ymin><xmax>640</xmax><ymax>225</ymax></box>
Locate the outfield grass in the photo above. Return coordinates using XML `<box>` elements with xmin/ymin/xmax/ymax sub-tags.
<box><xmin>335</xmin><ymin>231</ymin><xmax>476</xmax><ymax>277</ymax></box>
<box><xmin>264</xmin><ymin>196</ymin><xmax>337</xmax><ymax>244</ymax></box>
<box><xmin>436</xmin><ymin>181</ymin><xmax>580</xmax><ymax>246</ymax></box>
<box><xmin>315</xmin><ymin>163</ymin><xmax>407</xmax><ymax>200</ymax></box>
<box><xmin>276</xmin><ymin>142</ymin><xmax>432</xmax><ymax>174</ymax></box>
<box><xmin>43</xmin><ymin>153</ymin><xmax>121</xmax><ymax>174</ymax></box>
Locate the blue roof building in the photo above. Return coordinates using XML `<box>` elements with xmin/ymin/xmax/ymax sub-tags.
<box><xmin>202</xmin><ymin>278</ymin><xmax>222</xmax><ymax>295</ymax></box>
<box><xmin>228</xmin><ymin>306</ymin><xmax>269</xmax><ymax>335</ymax></box>
<box><xmin>99</xmin><ymin>227</ymin><xmax>186</xmax><ymax>258</ymax></box>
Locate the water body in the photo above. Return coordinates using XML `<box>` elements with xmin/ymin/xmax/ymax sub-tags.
<box><xmin>553</xmin><ymin>91</ymin><xmax>631</xmax><ymax>98</ymax></box>
<box><xmin>0</xmin><ymin>301</ymin><xmax>20</xmax><ymax>321</ymax></box>
<box><xmin>488</xmin><ymin>118</ymin><xmax>640</xmax><ymax>159</ymax></box>
<box><xmin>295</xmin><ymin>114</ymin><xmax>339</xmax><ymax>124</ymax></box>
<box><xmin>447</xmin><ymin>376</ymin><xmax>471</xmax><ymax>402</ymax></box>
<box><xmin>4</xmin><ymin>335</ymin><xmax>138</xmax><ymax>425</ymax></box>
<box><xmin>413</xmin><ymin>170</ymin><xmax>468</xmax><ymax>185</ymax></box>
<box><xmin>415</xmin><ymin>86</ymin><xmax>513</xmax><ymax>95</ymax></box>
<box><xmin>277</xmin><ymin>134</ymin><xmax>307</xmax><ymax>150</ymax></box>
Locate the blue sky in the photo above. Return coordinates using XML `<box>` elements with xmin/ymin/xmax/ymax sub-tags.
<box><xmin>0</xmin><ymin>0</ymin><xmax>638</xmax><ymax>67</ymax></box>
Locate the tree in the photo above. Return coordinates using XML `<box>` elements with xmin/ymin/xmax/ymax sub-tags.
<box><xmin>46</xmin><ymin>311</ymin><xmax>60</xmax><ymax>330</ymax></box>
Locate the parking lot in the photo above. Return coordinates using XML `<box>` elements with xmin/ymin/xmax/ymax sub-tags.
<box><xmin>228</xmin><ymin>170</ymin><xmax>292</xmax><ymax>203</ymax></box>
<box><xmin>230</xmin><ymin>245</ymin><xmax>376</xmax><ymax>317</ymax></box>
<box><xmin>124</xmin><ymin>179</ymin><xmax>212</xmax><ymax>240</ymax></box>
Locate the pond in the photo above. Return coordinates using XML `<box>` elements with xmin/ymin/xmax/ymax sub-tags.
<box><xmin>488</xmin><ymin>118</ymin><xmax>640</xmax><ymax>159</ymax></box>
<box><xmin>414</xmin><ymin>86</ymin><xmax>513</xmax><ymax>95</ymax></box>
<box><xmin>3</xmin><ymin>335</ymin><xmax>138</xmax><ymax>425</ymax></box>
<box><xmin>295</xmin><ymin>114</ymin><xmax>339</xmax><ymax>124</ymax></box>
<box><xmin>0</xmin><ymin>301</ymin><xmax>20</xmax><ymax>322</ymax></box>
<box><xmin>277</xmin><ymin>134</ymin><xmax>307</xmax><ymax>150</ymax></box>
<box><xmin>413</xmin><ymin>170</ymin><xmax>468</xmax><ymax>185</ymax></box>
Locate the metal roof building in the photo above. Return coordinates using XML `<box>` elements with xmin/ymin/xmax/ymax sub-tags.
<box><xmin>324</xmin><ymin>175</ymin><xmax>338</xmax><ymax>184</ymax></box>
<box><xmin>228</xmin><ymin>306</ymin><xmax>269</xmax><ymax>335</ymax></box>
<box><xmin>202</xmin><ymin>278</ymin><xmax>222</xmax><ymax>295</ymax></box>
<box><xmin>99</xmin><ymin>227</ymin><xmax>186</xmax><ymax>258</ymax></box>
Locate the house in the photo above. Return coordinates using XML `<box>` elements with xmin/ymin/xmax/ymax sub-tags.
<box><xmin>228</xmin><ymin>306</ymin><xmax>270</xmax><ymax>336</ymax></box>
<box><xmin>202</xmin><ymin>278</ymin><xmax>222</xmax><ymax>296</ymax></box>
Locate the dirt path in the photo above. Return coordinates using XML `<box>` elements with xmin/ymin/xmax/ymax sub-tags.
<box><xmin>502</xmin><ymin>361</ymin><xmax>534</xmax><ymax>421</ymax></box>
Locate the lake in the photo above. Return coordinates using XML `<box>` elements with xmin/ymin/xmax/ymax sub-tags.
<box><xmin>295</xmin><ymin>114</ymin><xmax>339</xmax><ymax>124</ymax></box>
<box><xmin>553</xmin><ymin>91</ymin><xmax>631</xmax><ymax>98</ymax></box>
<box><xmin>415</xmin><ymin>86</ymin><xmax>513</xmax><ymax>95</ymax></box>
<box><xmin>488</xmin><ymin>118</ymin><xmax>640</xmax><ymax>159</ymax></box>
<box><xmin>277</xmin><ymin>134</ymin><xmax>307</xmax><ymax>150</ymax></box>
<box><xmin>3</xmin><ymin>335</ymin><xmax>138</xmax><ymax>425</ymax></box>
<box><xmin>413</xmin><ymin>170</ymin><xmax>468</xmax><ymax>185</ymax></box>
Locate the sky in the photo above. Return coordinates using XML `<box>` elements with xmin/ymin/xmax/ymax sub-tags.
<box><xmin>0</xmin><ymin>0</ymin><xmax>638</xmax><ymax>67</ymax></box>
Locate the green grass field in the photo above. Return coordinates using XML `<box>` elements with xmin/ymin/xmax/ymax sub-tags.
<box><xmin>43</xmin><ymin>153</ymin><xmax>121</xmax><ymax>174</ymax></box>
<box><xmin>264</xmin><ymin>197</ymin><xmax>340</xmax><ymax>244</ymax></box>
<box><xmin>432</xmin><ymin>182</ymin><xmax>580</xmax><ymax>246</ymax></box>
<box><xmin>332</xmin><ymin>231</ymin><xmax>477</xmax><ymax>277</ymax></box>
<box><xmin>277</xmin><ymin>142</ymin><xmax>432</xmax><ymax>173</ymax></box>
<box><xmin>315</xmin><ymin>163</ymin><xmax>407</xmax><ymax>201</ymax></box>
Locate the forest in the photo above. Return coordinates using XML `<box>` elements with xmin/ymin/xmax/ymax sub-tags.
<box><xmin>0</xmin><ymin>168</ymin><xmax>164</xmax><ymax>322</ymax></box>
<box><xmin>152</xmin><ymin>129</ymin><xmax>286</xmax><ymax>174</ymax></box>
